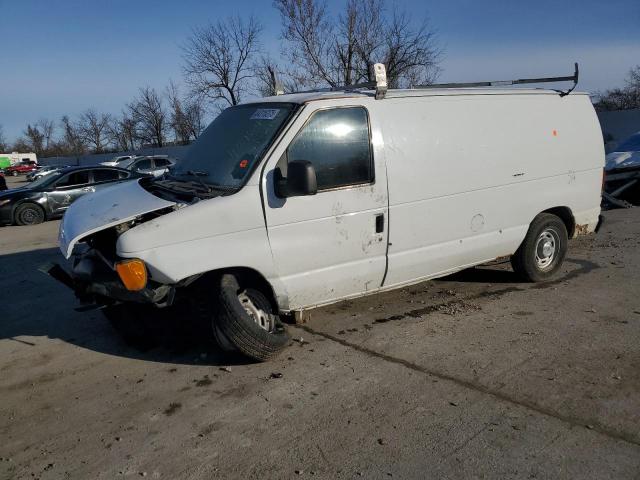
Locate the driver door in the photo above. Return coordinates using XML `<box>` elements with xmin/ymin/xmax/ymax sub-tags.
<box><xmin>262</xmin><ymin>103</ymin><xmax>389</xmax><ymax>310</ymax></box>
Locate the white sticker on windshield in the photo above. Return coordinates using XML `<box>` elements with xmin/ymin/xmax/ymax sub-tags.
<box><xmin>250</xmin><ymin>108</ymin><xmax>280</xmax><ymax>120</ymax></box>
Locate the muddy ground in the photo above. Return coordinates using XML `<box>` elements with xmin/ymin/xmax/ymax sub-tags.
<box><xmin>1</xmin><ymin>176</ymin><xmax>639</xmax><ymax>479</ymax></box>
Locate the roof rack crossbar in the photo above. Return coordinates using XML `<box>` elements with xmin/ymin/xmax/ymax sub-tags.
<box><xmin>417</xmin><ymin>63</ymin><xmax>579</xmax><ymax>97</ymax></box>
<box><xmin>288</xmin><ymin>63</ymin><xmax>579</xmax><ymax>98</ymax></box>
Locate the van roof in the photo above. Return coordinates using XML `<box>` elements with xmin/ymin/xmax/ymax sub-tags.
<box><xmin>244</xmin><ymin>88</ymin><xmax>589</xmax><ymax>105</ymax></box>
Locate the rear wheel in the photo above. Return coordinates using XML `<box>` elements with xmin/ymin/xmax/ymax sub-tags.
<box><xmin>212</xmin><ymin>274</ymin><xmax>289</xmax><ymax>361</ymax></box>
<box><xmin>511</xmin><ymin>213</ymin><xmax>568</xmax><ymax>282</ymax></box>
<box><xmin>14</xmin><ymin>202</ymin><xmax>45</xmax><ymax>226</ymax></box>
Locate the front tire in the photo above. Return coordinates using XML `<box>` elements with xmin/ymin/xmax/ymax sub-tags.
<box><xmin>511</xmin><ymin>213</ymin><xmax>568</xmax><ymax>282</ymax></box>
<box><xmin>214</xmin><ymin>274</ymin><xmax>289</xmax><ymax>362</ymax></box>
<box><xmin>12</xmin><ymin>171</ymin><xmax>18</xmax><ymax>176</ymax></box>
<box><xmin>14</xmin><ymin>202</ymin><xmax>45</xmax><ymax>226</ymax></box>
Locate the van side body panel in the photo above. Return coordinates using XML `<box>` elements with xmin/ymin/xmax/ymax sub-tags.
<box><xmin>378</xmin><ymin>93</ymin><xmax>603</xmax><ymax>287</ymax></box>
<box><xmin>114</xmin><ymin>91</ymin><xmax>603</xmax><ymax>313</ymax></box>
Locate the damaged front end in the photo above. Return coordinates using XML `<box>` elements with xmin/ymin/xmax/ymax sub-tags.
<box><xmin>46</xmin><ymin>177</ymin><xmax>213</xmax><ymax>309</ymax></box>
<box><xmin>46</xmin><ymin>208</ymin><xmax>179</xmax><ymax>309</ymax></box>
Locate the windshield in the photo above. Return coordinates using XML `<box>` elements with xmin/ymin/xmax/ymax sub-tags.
<box><xmin>172</xmin><ymin>103</ymin><xmax>296</xmax><ymax>188</ymax></box>
<box><xmin>616</xmin><ymin>133</ymin><xmax>640</xmax><ymax>152</ymax></box>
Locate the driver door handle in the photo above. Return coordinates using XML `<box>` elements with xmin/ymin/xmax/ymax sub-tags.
<box><xmin>375</xmin><ymin>213</ymin><xmax>384</xmax><ymax>233</ymax></box>
<box><xmin>82</xmin><ymin>187</ymin><xmax>95</xmax><ymax>192</ymax></box>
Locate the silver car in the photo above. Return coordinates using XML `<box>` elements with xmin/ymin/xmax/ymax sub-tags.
<box><xmin>117</xmin><ymin>156</ymin><xmax>176</xmax><ymax>177</ymax></box>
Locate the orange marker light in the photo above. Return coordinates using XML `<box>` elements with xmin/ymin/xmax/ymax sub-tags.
<box><xmin>239</xmin><ymin>159</ymin><xmax>249</xmax><ymax>168</ymax></box>
<box><xmin>552</xmin><ymin>129</ymin><xmax>558</xmax><ymax>137</ymax></box>
<box><xmin>115</xmin><ymin>259</ymin><xmax>147</xmax><ymax>291</ymax></box>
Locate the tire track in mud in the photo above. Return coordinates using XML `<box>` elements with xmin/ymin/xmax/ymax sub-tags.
<box><xmin>295</xmin><ymin>258</ymin><xmax>640</xmax><ymax>448</ymax></box>
<box><xmin>372</xmin><ymin>258</ymin><xmax>599</xmax><ymax>324</ymax></box>
<box><xmin>295</xmin><ymin>320</ymin><xmax>640</xmax><ymax>448</ymax></box>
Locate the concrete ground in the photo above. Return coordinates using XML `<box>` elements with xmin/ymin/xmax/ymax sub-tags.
<box><xmin>1</xmin><ymin>174</ymin><xmax>639</xmax><ymax>479</ymax></box>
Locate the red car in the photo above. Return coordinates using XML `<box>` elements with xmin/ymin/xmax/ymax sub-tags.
<box><xmin>4</xmin><ymin>161</ymin><xmax>38</xmax><ymax>176</ymax></box>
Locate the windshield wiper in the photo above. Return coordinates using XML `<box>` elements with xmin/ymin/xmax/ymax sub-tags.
<box><xmin>183</xmin><ymin>170</ymin><xmax>212</xmax><ymax>193</ymax></box>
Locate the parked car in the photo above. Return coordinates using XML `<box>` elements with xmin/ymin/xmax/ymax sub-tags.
<box><xmin>116</xmin><ymin>155</ymin><xmax>176</xmax><ymax>177</ymax></box>
<box><xmin>51</xmin><ymin>74</ymin><xmax>604</xmax><ymax>362</ymax></box>
<box><xmin>0</xmin><ymin>166</ymin><xmax>137</xmax><ymax>226</ymax></box>
<box><xmin>4</xmin><ymin>160</ymin><xmax>38</xmax><ymax>176</ymax></box>
<box><xmin>603</xmin><ymin>132</ymin><xmax>640</xmax><ymax>207</ymax></box>
<box><xmin>26</xmin><ymin>165</ymin><xmax>66</xmax><ymax>182</ymax></box>
<box><xmin>605</xmin><ymin>132</ymin><xmax>640</xmax><ymax>171</ymax></box>
<box><xmin>100</xmin><ymin>155</ymin><xmax>138</xmax><ymax>167</ymax></box>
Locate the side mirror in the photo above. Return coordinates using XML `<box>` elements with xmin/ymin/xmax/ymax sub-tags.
<box><xmin>276</xmin><ymin>160</ymin><xmax>317</xmax><ymax>198</ymax></box>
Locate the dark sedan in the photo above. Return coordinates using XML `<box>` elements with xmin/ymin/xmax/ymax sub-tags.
<box><xmin>0</xmin><ymin>166</ymin><xmax>138</xmax><ymax>226</ymax></box>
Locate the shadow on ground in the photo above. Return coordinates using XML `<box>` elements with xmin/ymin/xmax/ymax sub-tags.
<box><xmin>0</xmin><ymin>247</ymin><xmax>252</xmax><ymax>366</ymax></box>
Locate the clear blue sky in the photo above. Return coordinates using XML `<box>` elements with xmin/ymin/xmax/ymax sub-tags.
<box><xmin>1</xmin><ymin>0</ymin><xmax>639</xmax><ymax>142</ymax></box>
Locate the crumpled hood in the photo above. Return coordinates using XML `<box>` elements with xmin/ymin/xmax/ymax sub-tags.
<box><xmin>58</xmin><ymin>179</ymin><xmax>176</xmax><ymax>258</ymax></box>
<box><xmin>605</xmin><ymin>151</ymin><xmax>640</xmax><ymax>171</ymax></box>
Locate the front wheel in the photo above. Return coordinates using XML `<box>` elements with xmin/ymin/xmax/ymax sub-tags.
<box><xmin>14</xmin><ymin>202</ymin><xmax>45</xmax><ymax>226</ymax></box>
<box><xmin>511</xmin><ymin>213</ymin><xmax>568</xmax><ymax>282</ymax></box>
<box><xmin>11</xmin><ymin>171</ymin><xmax>18</xmax><ymax>176</ymax></box>
<box><xmin>214</xmin><ymin>274</ymin><xmax>289</xmax><ymax>362</ymax></box>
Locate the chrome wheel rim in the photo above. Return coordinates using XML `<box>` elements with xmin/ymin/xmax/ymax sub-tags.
<box><xmin>238</xmin><ymin>292</ymin><xmax>275</xmax><ymax>332</ymax></box>
<box><xmin>535</xmin><ymin>229</ymin><xmax>558</xmax><ymax>269</ymax></box>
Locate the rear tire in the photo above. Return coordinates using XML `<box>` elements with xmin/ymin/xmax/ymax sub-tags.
<box><xmin>14</xmin><ymin>202</ymin><xmax>45</xmax><ymax>226</ymax></box>
<box><xmin>511</xmin><ymin>213</ymin><xmax>568</xmax><ymax>282</ymax></box>
<box><xmin>214</xmin><ymin>274</ymin><xmax>289</xmax><ymax>362</ymax></box>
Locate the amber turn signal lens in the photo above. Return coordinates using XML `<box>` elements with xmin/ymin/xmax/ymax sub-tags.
<box><xmin>115</xmin><ymin>259</ymin><xmax>147</xmax><ymax>291</ymax></box>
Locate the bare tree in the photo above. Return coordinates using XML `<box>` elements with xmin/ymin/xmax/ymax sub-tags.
<box><xmin>626</xmin><ymin>65</ymin><xmax>640</xmax><ymax>90</ymax></box>
<box><xmin>61</xmin><ymin>115</ymin><xmax>87</xmax><ymax>155</ymax></box>
<box><xmin>78</xmin><ymin>109</ymin><xmax>111</xmax><ymax>153</ymax></box>
<box><xmin>12</xmin><ymin>137</ymin><xmax>31</xmax><ymax>153</ymax></box>
<box><xmin>128</xmin><ymin>87</ymin><xmax>168</xmax><ymax>147</ymax></box>
<box><xmin>274</xmin><ymin>0</ymin><xmax>441</xmax><ymax>89</ymax></box>
<box><xmin>166</xmin><ymin>81</ymin><xmax>192</xmax><ymax>144</ymax></box>
<box><xmin>109</xmin><ymin>113</ymin><xmax>138</xmax><ymax>152</ymax></box>
<box><xmin>0</xmin><ymin>125</ymin><xmax>7</xmax><ymax>152</ymax></box>
<box><xmin>24</xmin><ymin>124</ymin><xmax>45</xmax><ymax>156</ymax></box>
<box><xmin>275</xmin><ymin>0</ymin><xmax>338</xmax><ymax>88</ymax></box>
<box><xmin>595</xmin><ymin>65</ymin><xmax>640</xmax><ymax>111</ymax></box>
<box><xmin>37</xmin><ymin>119</ymin><xmax>55</xmax><ymax>152</ymax></box>
<box><xmin>184</xmin><ymin>98</ymin><xmax>206</xmax><ymax>139</ymax></box>
<box><xmin>182</xmin><ymin>15</ymin><xmax>262</xmax><ymax>107</ymax></box>
<box><xmin>253</xmin><ymin>56</ymin><xmax>302</xmax><ymax>96</ymax></box>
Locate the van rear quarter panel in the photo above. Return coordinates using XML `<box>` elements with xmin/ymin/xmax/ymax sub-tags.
<box><xmin>377</xmin><ymin>92</ymin><xmax>603</xmax><ymax>287</ymax></box>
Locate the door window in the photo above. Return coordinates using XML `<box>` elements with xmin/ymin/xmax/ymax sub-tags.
<box><xmin>287</xmin><ymin>107</ymin><xmax>373</xmax><ymax>190</ymax></box>
<box><xmin>56</xmin><ymin>171</ymin><xmax>90</xmax><ymax>188</ymax></box>
<box><xmin>92</xmin><ymin>169</ymin><xmax>120</xmax><ymax>183</ymax></box>
<box><xmin>154</xmin><ymin>158</ymin><xmax>170</xmax><ymax>167</ymax></box>
<box><xmin>134</xmin><ymin>159</ymin><xmax>152</xmax><ymax>171</ymax></box>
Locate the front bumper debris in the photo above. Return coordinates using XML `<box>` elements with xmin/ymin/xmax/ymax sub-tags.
<box><xmin>40</xmin><ymin>252</ymin><xmax>175</xmax><ymax>308</ymax></box>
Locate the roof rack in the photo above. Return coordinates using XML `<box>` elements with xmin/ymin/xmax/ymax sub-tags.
<box><xmin>286</xmin><ymin>62</ymin><xmax>580</xmax><ymax>100</ymax></box>
<box><xmin>416</xmin><ymin>62</ymin><xmax>579</xmax><ymax>98</ymax></box>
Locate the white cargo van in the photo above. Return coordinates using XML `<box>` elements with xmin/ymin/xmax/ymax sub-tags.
<box><xmin>51</xmin><ymin>65</ymin><xmax>604</xmax><ymax>361</ymax></box>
